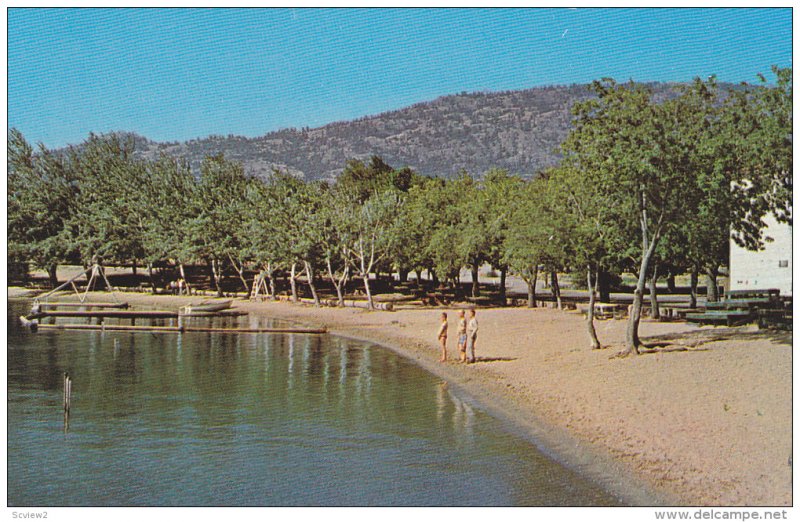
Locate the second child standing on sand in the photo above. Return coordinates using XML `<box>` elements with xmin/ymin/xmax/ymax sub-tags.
<box><xmin>437</xmin><ymin>312</ymin><xmax>448</xmax><ymax>362</ymax></box>
<box><xmin>467</xmin><ymin>309</ymin><xmax>478</xmax><ymax>363</ymax></box>
<box><xmin>457</xmin><ymin>310</ymin><xmax>468</xmax><ymax>362</ymax></box>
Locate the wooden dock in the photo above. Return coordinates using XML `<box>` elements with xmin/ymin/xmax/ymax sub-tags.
<box><xmin>36</xmin><ymin>301</ymin><xmax>129</xmax><ymax>309</ymax></box>
<box><xmin>20</xmin><ymin>306</ymin><xmax>319</xmax><ymax>335</ymax></box>
<box><xmin>28</xmin><ymin>310</ymin><xmax>179</xmax><ymax>320</ymax></box>
<box><xmin>35</xmin><ymin>323</ymin><xmax>327</xmax><ymax>335</ymax></box>
<box><xmin>28</xmin><ymin>308</ymin><xmax>247</xmax><ymax>320</ymax></box>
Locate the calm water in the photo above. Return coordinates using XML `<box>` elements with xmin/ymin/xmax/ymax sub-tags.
<box><xmin>7</xmin><ymin>300</ymin><xmax>619</xmax><ymax>506</ymax></box>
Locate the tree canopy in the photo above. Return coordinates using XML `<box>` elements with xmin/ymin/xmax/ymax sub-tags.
<box><xmin>8</xmin><ymin>67</ymin><xmax>791</xmax><ymax>353</ymax></box>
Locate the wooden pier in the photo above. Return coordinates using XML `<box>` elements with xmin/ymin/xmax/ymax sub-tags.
<box><xmin>28</xmin><ymin>310</ymin><xmax>179</xmax><ymax>320</ymax></box>
<box><xmin>36</xmin><ymin>301</ymin><xmax>129</xmax><ymax>309</ymax></box>
<box><xmin>28</xmin><ymin>308</ymin><xmax>246</xmax><ymax>320</ymax></box>
<box><xmin>36</xmin><ymin>323</ymin><xmax>327</xmax><ymax>335</ymax></box>
<box><xmin>21</xmin><ymin>306</ymin><xmax>322</xmax><ymax>335</ymax></box>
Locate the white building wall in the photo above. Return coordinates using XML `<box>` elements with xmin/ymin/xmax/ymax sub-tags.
<box><xmin>729</xmin><ymin>215</ymin><xmax>792</xmax><ymax>296</ymax></box>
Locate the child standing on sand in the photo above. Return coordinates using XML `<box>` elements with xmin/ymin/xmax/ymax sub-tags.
<box><xmin>437</xmin><ymin>312</ymin><xmax>448</xmax><ymax>362</ymax></box>
<box><xmin>457</xmin><ymin>310</ymin><xmax>468</xmax><ymax>362</ymax></box>
<box><xmin>467</xmin><ymin>308</ymin><xmax>478</xmax><ymax>363</ymax></box>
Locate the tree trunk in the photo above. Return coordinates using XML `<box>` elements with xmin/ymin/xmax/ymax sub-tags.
<box><xmin>499</xmin><ymin>267</ymin><xmax>507</xmax><ymax>306</ymax></box>
<box><xmin>689</xmin><ymin>267</ymin><xmax>699</xmax><ymax>309</ymax></box>
<box><xmin>179</xmin><ymin>263</ymin><xmax>191</xmax><ymax>295</ymax></box>
<box><xmin>527</xmin><ymin>266</ymin><xmax>538</xmax><ymax>308</ymax></box>
<box><xmin>398</xmin><ymin>268</ymin><xmax>409</xmax><ymax>283</ymax></box>
<box><xmin>550</xmin><ymin>271</ymin><xmax>562</xmax><ymax>310</ymax></box>
<box><xmin>705</xmin><ymin>267</ymin><xmax>719</xmax><ymax>302</ymax></box>
<box><xmin>666</xmin><ymin>273</ymin><xmax>676</xmax><ymax>293</ymax></box>
<box><xmin>526</xmin><ymin>279</ymin><xmax>535</xmax><ymax>308</ymax></box>
<box><xmin>624</xmin><ymin>244</ymin><xmax>659</xmax><ymax>355</ymax></box>
<box><xmin>228</xmin><ymin>255</ymin><xmax>250</xmax><ymax>294</ymax></box>
<box><xmin>587</xmin><ymin>267</ymin><xmax>601</xmax><ymax>349</ymax></box>
<box><xmin>304</xmin><ymin>261</ymin><xmax>320</xmax><ymax>307</ymax></box>
<box><xmin>326</xmin><ymin>257</ymin><xmax>346</xmax><ymax>306</ymax></box>
<box><xmin>290</xmin><ymin>263</ymin><xmax>298</xmax><ymax>303</ymax></box>
<box><xmin>598</xmin><ymin>270</ymin><xmax>611</xmax><ymax>303</ymax></box>
<box><xmin>362</xmin><ymin>275</ymin><xmax>374</xmax><ymax>310</ymax></box>
<box><xmin>625</xmin><ymin>287</ymin><xmax>644</xmax><ymax>354</ymax></box>
<box><xmin>262</xmin><ymin>263</ymin><xmax>276</xmax><ymax>299</ymax></box>
<box><xmin>649</xmin><ymin>262</ymin><xmax>660</xmax><ymax>320</ymax></box>
<box><xmin>147</xmin><ymin>263</ymin><xmax>156</xmax><ymax>292</ymax></box>
<box><xmin>415</xmin><ymin>269</ymin><xmax>423</xmax><ymax>287</ymax></box>
<box><xmin>357</xmin><ymin>246</ymin><xmax>376</xmax><ymax>311</ymax></box>
<box><xmin>47</xmin><ymin>264</ymin><xmax>59</xmax><ymax>288</ymax></box>
<box><xmin>430</xmin><ymin>267</ymin><xmax>438</xmax><ymax>288</ymax></box>
<box><xmin>622</xmin><ymin>202</ymin><xmax>664</xmax><ymax>356</ymax></box>
<box><xmin>211</xmin><ymin>258</ymin><xmax>223</xmax><ymax>297</ymax></box>
<box><xmin>471</xmin><ymin>264</ymin><xmax>480</xmax><ymax>298</ymax></box>
<box><xmin>131</xmin><ymin>264</ymin><xmax>137</xmax><ymax>276</ymax></box>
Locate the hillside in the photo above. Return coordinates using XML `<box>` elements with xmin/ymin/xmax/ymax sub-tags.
<box><xmin>126</xmin><ymin>82</ymin><xmax>679</xmax><ymax>181</ymax></box>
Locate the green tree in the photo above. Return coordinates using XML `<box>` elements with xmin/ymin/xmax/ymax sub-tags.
<box><xmin>563</xmin><ymin>80</ymin><xmax>693</xmax><ymax>354</ymax></box>
<box><xmin>189</xmin><ymin>154</ymin><xmax>251</xmax><ymax>296</ymax></box>
<box><xmin>139</xmin><ymin>154</ymin><xmax>198</xmax><ymax>290</ymax></box>
<box><xmin>335</xmin><ymin>185</ymin><xmax>403</xmax><ymax>310</ymax></box>
<box><xmin>8</xmin><ymin>129</ymin><xmax>78</xmax><ymax>286</ymax></box>
<box><xmin>69</xmin><ymin>133</ymin><xmax>147</xmax><ymax>268</ymax></box>
<box><xmin>240</xmin><ymin>176</ymin><xmax>284</xmax><ymax>299</ymax></box>
<box><xmin>503</xmin><ymin>176</ymin><xmax>558</xmax><ymax>308</ymax></box>
<box><xmin>482</xmin><ymin>169</ymin><xmax>524</xmax><ymax>304</ymax></box>
<box><xmin>318</xmin><ymin>184</ymin><xmax>352</xmax><ymax>306</ymax></box>
<box><xmin>453</xmin><ymin>173</ymin><xmax>492</xmax><ymax>298</ymax></box>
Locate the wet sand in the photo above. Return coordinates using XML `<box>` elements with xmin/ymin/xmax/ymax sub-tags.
<box><xmin>10</xmin><ymin>288</ymin><xmax>792</xmax><ymax>506</ymax></box>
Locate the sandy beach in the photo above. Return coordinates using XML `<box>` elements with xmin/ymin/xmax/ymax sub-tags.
<box><xmin>9</xmin><ymin>289</ymin><xmax>792</xmax><ymax>506</ymax></box>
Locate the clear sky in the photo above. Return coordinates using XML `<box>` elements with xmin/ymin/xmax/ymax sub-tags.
<box><xmin>7</xmin><ymin>7</ymin><xmax>793</xmax><ymax>149</ymax></box>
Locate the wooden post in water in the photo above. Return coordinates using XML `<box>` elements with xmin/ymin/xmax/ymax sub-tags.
<box><xmin>63</xmin><ymin>372</ymin><xmax>72</xmax><ymax>432</ymax></box>
<box><xmin>64</xmin><ymin>372</ymin><xmax>72</xmax><ymax>413</ymax></box>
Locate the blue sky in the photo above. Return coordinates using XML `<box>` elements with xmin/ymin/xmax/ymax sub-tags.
<box><xmin>8</xmin><ymin>7</ymin><xmax>793</xmax><ymax>149</ymax></box>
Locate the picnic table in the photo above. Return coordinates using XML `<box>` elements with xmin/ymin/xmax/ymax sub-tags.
<box><xmin>757</xmin><ymin>308</ymin><xmax>792</xmax><ymax>330</ymax></box>
<box><xmin>725</xmin><ymin>288</ymin><xmax>780</xmax><ymax>299</ymax></box>
<box><xmin>685</xmin><ymin>310</ymin><xmax>754</xmax><ymax>327</ymax></box>
<box><xmin>422</xmin><ymin>292</ymin><xmax>451</xmax><ymax>306</ymax></box>
<box><xmin>704</xmin><ymin>297</ymin><xmax>774</xmax><ymax>310</ymax></box>
<box><xmin>685</xmin><ymin>288</ymin><xmax>786</xmax><ymax>327</ymax></box>
<box><xmin>594</xmin><ymin>303</ymin><xmax>622</xmax><ymax>319</ymax></box>
<box><xmin>578</xmin><ymin>302</ymin><xmax>623</xmax><ymax>319</ymax></box>
<box><xmin>660</xmin><ymin>306</ymin><xmax>703</xmax><ymax>320</ymax></box>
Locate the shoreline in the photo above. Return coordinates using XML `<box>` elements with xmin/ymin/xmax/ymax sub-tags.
<box><xmin>9</xmin><ymin>288</ymin><xmax>792</xmax><ymax>506</ymax></box>
<box><xmin>330</xmin><ymin>329</ymin><xmax>671</xmax><ymax>506</ymax></box>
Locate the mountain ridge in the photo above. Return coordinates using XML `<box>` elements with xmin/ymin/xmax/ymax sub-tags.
<box><xmin>98</xmin><ymin>82</ymin><xmax>684</xmax><ymax>181</ymax></box>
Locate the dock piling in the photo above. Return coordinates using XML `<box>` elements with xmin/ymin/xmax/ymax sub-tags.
<box><xmin>63</xmin><ymin>372</ymin><xmax>72</xmax><ymax>414</ymax></box>
<box><xmin>63</xmin><ymin>372</ymin><xmax>72</xmax><ymax>433</ymax></box>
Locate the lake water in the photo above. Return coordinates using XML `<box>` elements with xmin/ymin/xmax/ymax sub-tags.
<box><xmin>7</xmin><ymin>300</ymin><xmax>619</xmax><ymax>506</ymax></box>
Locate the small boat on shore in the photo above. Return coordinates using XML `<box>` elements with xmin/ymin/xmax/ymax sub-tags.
<box><xmin>180</xmin><ymin>300</ymin><xmax>233</xmax><ymax>315</ymax></box>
